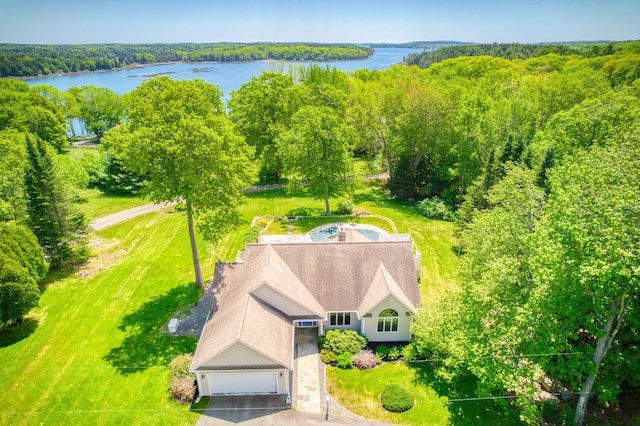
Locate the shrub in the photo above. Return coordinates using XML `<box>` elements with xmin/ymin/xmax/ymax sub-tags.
<box><xmin>416</xmin><ymin>196</ymin><xmax>456</xmax><ymax>221</ymax></box>
<box><xmin>335</xmin><ymin>199</ymin><xmax>354</xmax><ymax>215</ymax></box>
<box><xmin>242</xmin><ymin>226</ymin><xmax>261</xmax><ymax>244</ymax></box>
<box><xmin>254</xmin><ymin>217</ymin><xmax>271</xmax><ymax>228</ymax></box>
<box><xmin>388</xmin><ymin>345</ymin><xmax>403</xmax><ymax>361</ymax></box>
<box><xmin>169</xmin><ymin>353</ymin><xmax>193</xmax><ymax>377</ymax></box>
<box><xmin>317</xmin><ymin>334</ymin><xmax>326</xmax><ymax>349</ymax></box>
<box><xmin>352</xmin><ymin>349</ymin><xmax>377</xmax><ymax>370</ymax></box>
<box><xmin>401</xmin><ymin>342</ymin><xmax>422</xmax><ymax>361</ymax></box>
<box><xmin>380</xmin><ymin>384</ymin><xmax>414</xmax><ymax>413</ymax></box>
<box><xmin>169</xmin><ymin>353</ymin><xmax>196</xmax><ymax>404</ymax></box>
<box><xmin>323</xmin><ymin>329</ymin><xmax>367</xmax><ymax>355</ymax></box>
<box><xmin>170</xmin><ymin>375</ymin><xmax>196</xmax><ymax>404</ymax></box>
<box><xmin>320</xmin><ymin>348</ymin><xmax>337</xmax><ymax>364</ymax></box>
<box><xmin>336</xmin><ymin>351</ymin><xmax>353</xmax><ymax>369</ymax></box>
<box><xmin>375</xmin><ymin>345</ymin><xmax>390</xmax><ymax>361</ymax></box>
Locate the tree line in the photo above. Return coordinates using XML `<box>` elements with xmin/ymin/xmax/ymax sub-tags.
<box><xmin>0</xmin><ymin>79</ymin><xmax>88</xmax><ymax>326</ymax></box>
<box><xmin>404</xmin><ymin>40</ymin><xmax>639</xmax><ymax>68</ymax></box>
<box><xmin>0</xmin><ymin>43</ymin><xmax>373</xmax><ymax>77</ymax></box>
<box><xmin>1</xmin><ymin>41</ymin><xmax>639</xmax><ymax>423</ymax></box>
<box><xmin>225</xmin><ymin>47</ymin><xmax>640</xmax><ymax>424</ymax></box>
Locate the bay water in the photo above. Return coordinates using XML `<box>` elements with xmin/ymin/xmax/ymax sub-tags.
<box><xmin>25</xmin><ymin>47</ymin><xmax>421</xmax><ymax>99</ymax></box>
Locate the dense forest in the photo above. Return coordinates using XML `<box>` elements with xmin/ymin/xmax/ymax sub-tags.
<box><xmin>368</xmin><ymin>40</ymin><xmax>473</xmax><ymax>49</ymax></box>
<box><xmin>2</xmin><ymin>39</ymin><xmax>640</xmax><ymax>424</ymax></box>
<box><xmin>0</xmin><ymin>43</ymin><xmax>373</xmax><ymax>77</ymax></box>
<box><xmin>405</xmin><ymin>40</ymin><xmax>639</xmax><ymax>68</ymax></box>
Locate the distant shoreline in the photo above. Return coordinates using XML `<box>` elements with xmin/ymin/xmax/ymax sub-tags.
<box><xmin>14</xmin><ymin>62</ymin><xmax>185</xmax><ymax>80</ymax></box>
<box><xmin>13</xmin><ymin>55</ymin><xmax>378</xmax><ymax>80</ymax></box>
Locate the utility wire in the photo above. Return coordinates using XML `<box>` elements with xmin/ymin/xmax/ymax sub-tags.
<box><xmin>2</xmin><ymin>390</ymin><xmax>639</xmax><ymax>415</ymax></box>
<box><xmin>0</xmin><ymin>351</ymin><xmax>582</xmax><ymax>371</ymax></box>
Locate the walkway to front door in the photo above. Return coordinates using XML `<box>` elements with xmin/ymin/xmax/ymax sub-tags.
<box><xmin>294</xmin><ymin>327</ymin><xmax>322</xmax><ymax>414</ymax></box>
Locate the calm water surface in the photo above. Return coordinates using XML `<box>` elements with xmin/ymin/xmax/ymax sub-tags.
<box><xmin>25</xmin><ymin>47</ymin><xmax>421</xmax><ymax>99</ymax></box>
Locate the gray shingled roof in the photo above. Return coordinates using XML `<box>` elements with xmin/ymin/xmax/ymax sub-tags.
<box><xmin>249</xmin><ymin>245</ymin><xmax>325</xmax><ymax>317</ymax></box>
<box><xmin>192</xmin><ymin>240</ymin><xmax>419</xmax><ymax>371</ymax></box>
<box><xmin>191</xmin><ymin>249</ymin><xmax>294</xmax><ymax>370</ymax></box>
<box><xmin>266</xmin><ymin>241</ymin><xmax>420</xmax><ymax>312</ymax></box>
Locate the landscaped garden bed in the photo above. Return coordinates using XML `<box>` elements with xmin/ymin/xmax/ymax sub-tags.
<box><xmin>262</xmin><ymin>215</ymin><xmax>395</xmax><ymax>235</ymax></box>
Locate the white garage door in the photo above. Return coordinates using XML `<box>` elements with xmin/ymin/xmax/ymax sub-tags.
<box><xmin>208</xmin><ymin>371</ymin><xmax>277</xmax><ymax>394</ymax></box>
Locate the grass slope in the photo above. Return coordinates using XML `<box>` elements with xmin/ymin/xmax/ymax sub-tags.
<box><xmin>76</xmin><ymin>188</ymin><xmax>150</xmax><ymax>221</ymax></box>
<box><xmin>0</xmin><ymin>208</ymin><xmax>210</xmax><ymax>425</ymax></box>
<box><xmin>0</xmin><ymin>180</ymin><xmax>464</xmax><ymax>425</ymax></box>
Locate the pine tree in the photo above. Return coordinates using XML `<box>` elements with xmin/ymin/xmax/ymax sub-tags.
<box><xmin>24</xmin><ymin>135</ymin><xmax>86</xmax><ymax>268</ymax></box>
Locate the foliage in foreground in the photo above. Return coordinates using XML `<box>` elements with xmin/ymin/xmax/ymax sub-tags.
<box><xmin>413</xmin><ymin>122</ymin><xmax>640</xmax><ymax>424</ymax></box>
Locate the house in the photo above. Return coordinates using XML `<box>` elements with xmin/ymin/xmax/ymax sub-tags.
<box><xmin>190</xmin><ymin>228</ymin><xmax>421</xmax><ymax>397</ymax></box>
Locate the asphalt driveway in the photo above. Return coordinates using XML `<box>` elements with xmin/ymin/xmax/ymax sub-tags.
<box><xmin>195</xmin><ymin>394</ymin><xmax>393</xmax><ymax>425</ymax></box>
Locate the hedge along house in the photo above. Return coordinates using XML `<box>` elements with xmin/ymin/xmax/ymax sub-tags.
<box><xmin>190</xmin><ymin>228</ymin><xmax>421</xmax><ymax>398</ymax></box>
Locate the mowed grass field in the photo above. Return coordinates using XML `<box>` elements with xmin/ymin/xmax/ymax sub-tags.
<box><xmin>0</xmin><ymin>180</ymin><xmax>462</xmax><ymax>425</ymax></box>
<box><xmin>0</xmin><ymin>209</ymin><xmax>210</xmax><ymax>425</ymax></box>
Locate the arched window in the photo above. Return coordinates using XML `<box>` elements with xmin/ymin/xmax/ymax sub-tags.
<box><xmin>377</xmin><ymin>309</ymin><xmax>398</xmax><ymax>332</ymax></box>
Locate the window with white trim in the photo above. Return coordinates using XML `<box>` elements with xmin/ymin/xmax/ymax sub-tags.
<box><xmin>329</xmin><ymin>312</ymin><xmax>351</xmax><ymax>326</ymax></box>
<box><xmin>377</xmin><ymin>309</ymin><xmax>398</xmax><ymax>332</ymax></box>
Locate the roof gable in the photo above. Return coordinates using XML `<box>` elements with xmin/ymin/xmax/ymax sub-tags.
<box><xmin>359</xmin><ymin>263</ymin><xmax>416</xmax><ymax>315</ymax></box>
<box><xmin>191</xmin><ymin>262</ymin><xmax>293</xmax><ymax>371</ymax></box>
<box><xmin>198</xmin><ymin>341</ymin><xmax>282</xmax><ymax>368</ymax></box>
<box><xmin>249</xmin><ymin>246</ymin><xmax>324</xmax><ymax>317</ymax></box>
<box><xmin>268</xmin><ymin>241</ymin><xmax>420</xmax><ymax>312</ymax></box>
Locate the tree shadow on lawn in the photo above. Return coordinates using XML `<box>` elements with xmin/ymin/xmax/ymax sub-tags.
<box><xmin>104</xmin><ymin>283</ymin><xmax>201</xmax><ymax>375</ymax></box>
<box><xmin>408</xmin><ymin>362</ymin><xmax>524</xmax><ymax>425</ymax></box>
<box><xmin>0</xmin><ymin>317</ymin><xmax>39</xmax><ymax>348</ymax></box>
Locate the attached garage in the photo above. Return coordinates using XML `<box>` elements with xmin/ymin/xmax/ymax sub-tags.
<box><xmin>207</xmin><ymin>371</ymin><xmax>278</xmax><ymax>395</ymax></box>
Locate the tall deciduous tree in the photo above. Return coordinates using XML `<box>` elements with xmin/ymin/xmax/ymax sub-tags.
<box><xmin>228</xmin><ymin>72</ymin><xmax>296</xmax><ymax>181</ymax></box>
<box><xmin>0</xmin><ymin>79</ymin><xmax>68</xmax><ymax>152</ymax></box>
<box><xmin>277</xmin><ymin>105</ymin><xmax>356</xmax><ymax>216</ymax></box>
<box><xmin>103</xmin><ymin>77</ymin><xmax>256</xmax><ymax>287</ymax></box>
<box><xmin>74</xmin><ymin>86</ymin><xmax>125</xmax><ymax>138</ymax></box>
<box><xmin>532</xmin><ymin>138</ymin><xmax>640</xmax><ymax>426</ymax></box>
<box><xmin>413</xmin><ymin>164</ymin><xmax>547</xmax><ymax>423</ymax></box>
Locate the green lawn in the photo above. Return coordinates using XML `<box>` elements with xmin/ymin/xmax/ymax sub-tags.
<box><xmin>67</xmin><ymin>145</ymin><xmax>100</xmax><ymax>160</ymax></box>
<box><xmin>217</xmin><ymin>182</ymin><xmax>459</xmax><ymax>298</ymax></box>
<box><xmin>327</xmin><ymin>362</ymin><xmax>524</xmax><ymax>425</ymax></box>
<box><xmin>0</xmin><ymin>180</ymin><xmax>464</xmax><ymax>425</ymax></box>
<box><xmin>0</xmin><ymin>208</ymin><xmax>211</xmax><ymax>425</ymax></box>
<box><xmin>76</xmin><ymin>188</ymin><xmax>149</xmax><ymax>220</ymax></box>
<box><xmin>327</xmin><ymin>362</ymin><xmax>449</xmax><ymax>425</ymax></box>
<box><xmin>214</xmin><ymin>182</ymin><xmax>459</xmax><ymax>302</ymax></box>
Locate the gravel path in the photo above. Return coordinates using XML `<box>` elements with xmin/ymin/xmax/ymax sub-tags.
<box><xmin>89</xmin><ymin>202</ymin><xmax>175</xmax><ymax>231</ymax></box>
<box><xmin>174</xmin><ymin>279</ymin><xmax>217</xmax><ymax>337</ymax></box>
<box><xmin>88</xmin><ymin>174</ymin><xmax>389</xmax><ymax>232</ymax></box>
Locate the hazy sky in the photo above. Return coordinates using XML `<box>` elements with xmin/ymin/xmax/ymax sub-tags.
<box><xmin>1</xmin><ymin>0</ymin><xmax>638</xmax><ymax>44</ymax></box>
